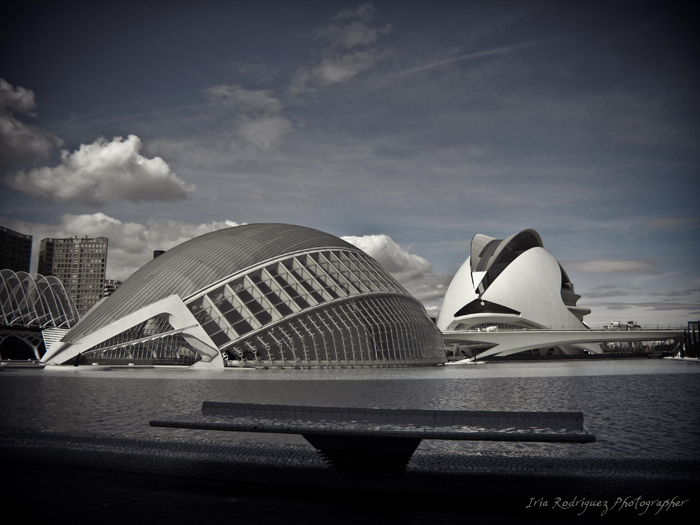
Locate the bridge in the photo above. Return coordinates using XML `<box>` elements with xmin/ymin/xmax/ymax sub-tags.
<box><xmin>442</xmin><ymin>328</ymin><xmax>684</xmax><ymax>360</ymax></box>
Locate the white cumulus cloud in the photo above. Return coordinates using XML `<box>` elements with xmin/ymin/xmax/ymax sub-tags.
<box><xmin>341</xmin><ymin>234</ymin><xmax>451</xmax><ymax>307</ymax></box>
<box><xmin>6</xmin><ymin>135</ymin><xmax>195</xmax><ymax>205</ymax></box>
<box><xmin>4</xmin><ymin>213</ymin><xmax>242</xmax><ymax>281</ymax></box>
<box><xmin>0</xmin><ymin>78</ymin><xmax>63</xmax><ymax>174</ymax></box>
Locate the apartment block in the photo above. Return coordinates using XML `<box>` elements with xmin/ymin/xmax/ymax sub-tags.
<box><xmin>0</xmin><ymin>225</ymin><xmax>33</xmax><ymax>273</ymax></box>
<box><xmin>38</xmin><ymin>236</ymin><xmax>108</xmax><ymax>316</ymax></box>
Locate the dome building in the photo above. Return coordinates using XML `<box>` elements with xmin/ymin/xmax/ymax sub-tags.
<box><xmin>438</xmin><ymin>229</ymin><xmax>601</xmax><ymax>358</ymax></box>
<box><xmin>43</xmin><ymin>224</ymin><xmax>445</xmax><ymax>367</ymax></box>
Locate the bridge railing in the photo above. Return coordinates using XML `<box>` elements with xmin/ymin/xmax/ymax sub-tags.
<box><xmin>449</xmin><ymin>325</ymin><xmax>686</xmax><ymax>333</ymax></box>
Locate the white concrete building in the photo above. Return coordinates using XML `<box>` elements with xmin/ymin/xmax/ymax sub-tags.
<box><xmin>43</xmin><ymin>224</ymin><xmax>445</xmax><ymax>368</ymax></box>
<box><xmin>438</xmin><ymin>229</ymin><xmax>601</xmax><ymax>358</ymax></box>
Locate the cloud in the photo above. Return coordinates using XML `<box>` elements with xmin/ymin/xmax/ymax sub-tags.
<box><xmin>0</xmin><ymin>78</ymin><xmax>36</xmax><ymax>114</ymax></box>
<box><xmin>318</xmin><ymin>4</ymin><xmax>388</xmax><ymax>49</ymax></box>
<box><xmin>8</xmin><ymin>215</ymin><xmax>451</xmax><ymax>307</ymax></box>
<box><xmin>584</xmin><ymin>299</ymin><xmax>700</xmax><ymax>313</ymax></box>
<box><xmin>204</xmin><ymin>84</ymin><xmax>283</xmax><ymax>113</ymax></box>
<box><xmin>341</xmin><ymin>234</ymin><xmax>451</xmax><ymax>304</ymax></box>
<box><xmin>583</xmin><ymin>289</ymin><xmax>630</xmax><ymax>298</ymax></box>
<box><xmin>564</xmin><ymin>259</ymin><xmax>663</xmax><ymax>275</ymax></box>
<box><xmin>399</xmin><ymin>40</ymin><xmax>551</xmax><ymax>76</ymax></box>
<box><xmin>334</xmin><ymin>3</ymin><xmax>376</xmax><ymax>23</ymax></box>
<box><xmin>290</xmin><ymin>4</ymin><xmax>392</xmax><ymax>94</ymax></box>
<box><xmin>205</xmin><ymin>85</ymin><xmax>293</xmax><ymax>151</ymax></box>
<box><xmin>3</xmin><ymin>213</ymin><xmax>242</xmax><ymax>281</ymax></box>
<box><xmin>311</xmin><ymin>52</ymin><xmax>378</xmax><ymax>85</ymax></box>
<box><xmin>0</xmin><ymin>78</ymin><xmax>63</xmax><ymax>174</ymax></box>
<box><xmin>645</xmin><ymin>217</ymin><xmax>700</xmax><ymax>231</ymax></box>
<box><xmin>234</xmin><ymin>61</ymin><xmax>280</xmax><ymax>83</ymax></box>
<box><xmin>649</xmin><ymin>289</ymin><xmax>700</xmax><ymax>298</ymax></box>
<box><xmin>237</xmin><ymin>115</ymin><xmax>294</xmax><ymax>151</ymax></box>
<box><xmin>6</xmin><ymin>135</ymin><xmax>194</xmax><ymax>205</ymax></box>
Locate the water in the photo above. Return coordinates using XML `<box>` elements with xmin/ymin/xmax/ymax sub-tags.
<box><xmin>1</xmin><ymin>359</ymin><xmax>699</xmax><ymax>458</ymax></box>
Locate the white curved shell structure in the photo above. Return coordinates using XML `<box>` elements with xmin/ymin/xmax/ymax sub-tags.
<box><xmin>438</xmin><ymin>229</ymin><xmax>599</xmax><ymax>358</ymax></box>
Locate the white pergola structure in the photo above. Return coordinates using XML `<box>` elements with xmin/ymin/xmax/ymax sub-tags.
<box><xmin>0</xmin><ymin>269</ymin><xmax>79</xmax><ymax>359</ymax></box>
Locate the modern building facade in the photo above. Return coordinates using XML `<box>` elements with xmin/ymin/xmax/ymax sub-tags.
<box><xmin>103</xmin><ymin>279</ymin><xmax>122</xmax><ymax>299</ymax></box>
<box><xmin>0</xmin><ymin>225</ymin><xmax>32</xmax><ymax>273</ymax></box>
<box><xmin>38</xmin><ymin>236</ymin><xmax>108</xmax><ymax>316</ymax></box>
<box><xmin>438</xmin><ymin>229</ymin><xmax>601</xmax><ymax>358</ymax></box>
<box><xmin>43</xmin><ymin>224</ymin><xmax>445</xmax><ymax>368</ymax></box>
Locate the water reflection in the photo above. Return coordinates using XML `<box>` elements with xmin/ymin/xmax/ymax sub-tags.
<box><xmin>1</xmin><ymin>360</ymin><xmax>698</xmax><ymax>458</ymax></box>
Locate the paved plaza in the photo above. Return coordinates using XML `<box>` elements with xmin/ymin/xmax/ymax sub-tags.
<box><xmin>2</xmin><ymin>429</ymin><xmax>696</xmax><ymax>524</ymax></box>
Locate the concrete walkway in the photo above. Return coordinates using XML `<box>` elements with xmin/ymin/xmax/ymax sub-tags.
<box><xmin>2</xmin><ymin>429</ymin><xmax>696</xmax><ymax>524</ymax></box>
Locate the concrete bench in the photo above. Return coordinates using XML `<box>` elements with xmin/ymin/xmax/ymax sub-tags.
<box><xmin>150</xmin><ymin>402</ymin><xmax>595</xmax><ymax>471</ymax></box>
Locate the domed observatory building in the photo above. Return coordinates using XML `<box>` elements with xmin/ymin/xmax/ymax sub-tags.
<box><xmin>43</xmin><ymin>224</ymin><xmax>445</xmax><ymax>368</ymax></box>
<box><xmin>438</xmin><ymin>229</ymin><xmax>600</xmax><ymax>358</ymax></box>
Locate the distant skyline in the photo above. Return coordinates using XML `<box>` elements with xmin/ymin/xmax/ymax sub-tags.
<box><xmin>1</xmin><ymin>0</ymin><xmax>698</xmax><ymax>326</ymax></box>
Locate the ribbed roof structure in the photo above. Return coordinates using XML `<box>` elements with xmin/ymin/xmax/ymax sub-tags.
<box><xmin>0</xmin><ymin>269</ymin><xmax>79</xmax><ymax>328</ymax></box>
<box><xmin>65</xmin><ymin>224</ymin><xmax>358</xmax><ymax>342</ymax></box>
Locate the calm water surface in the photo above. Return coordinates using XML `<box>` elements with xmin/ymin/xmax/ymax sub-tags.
<box><xmin>1</xmin><ymin>359</ymin><xmax>698</xmax><ymax>458</ymax></box>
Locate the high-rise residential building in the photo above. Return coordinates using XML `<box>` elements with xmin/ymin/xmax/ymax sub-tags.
<box><xmin>38</xmin><ymin>236</ymin><xmax>108</xmax><ymax>316</ymax></box>
<box><xmin>0</xmin><ymin>225</ymin><xmax>33</xmax><ymax>273</ymax></box>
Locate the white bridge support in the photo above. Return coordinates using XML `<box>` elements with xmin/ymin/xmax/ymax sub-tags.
<box><xmin>443</xmin><ymin>329</ymin><xmax>684</xmax><ymax>360</ymax></box>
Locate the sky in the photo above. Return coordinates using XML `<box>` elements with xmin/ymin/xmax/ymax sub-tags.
<box><xmin>1</xmin><ymin>0</ymin><xmax>698</xmax><ymax>327</ymax></box>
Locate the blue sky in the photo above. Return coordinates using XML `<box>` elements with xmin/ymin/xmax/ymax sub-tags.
<box><xmin>1</xmin><ymin>0</ymin><xmax>698</xmax><ymax>326</ymax></box>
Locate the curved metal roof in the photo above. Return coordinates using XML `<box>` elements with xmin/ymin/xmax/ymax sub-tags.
<box><xmin>470</xmin><ymin>229</ymin><xmax>543</xmax><ymax>274</ymax></box>
<box><xmin>65</xmin><ymin>224</ymin><xmax>357</xmax><ymax>342</ymax></box>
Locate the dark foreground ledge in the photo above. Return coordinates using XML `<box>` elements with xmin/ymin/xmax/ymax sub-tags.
<box><xmin>1</xmin><ymin>428</ymin><xmax>697</xmax><ymax>519</ymax></box>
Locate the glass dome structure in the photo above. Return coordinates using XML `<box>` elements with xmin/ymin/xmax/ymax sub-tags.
<box><xmin>43</xmin><ymin>224</ymin><xmax>445</xmax><ymax>368</ymax></box>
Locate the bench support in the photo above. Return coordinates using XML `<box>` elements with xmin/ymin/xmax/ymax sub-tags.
<box><xmin>302</xmin><ymin>435</ymin><xmax>422</xmax><ymax>471</ymax></box>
